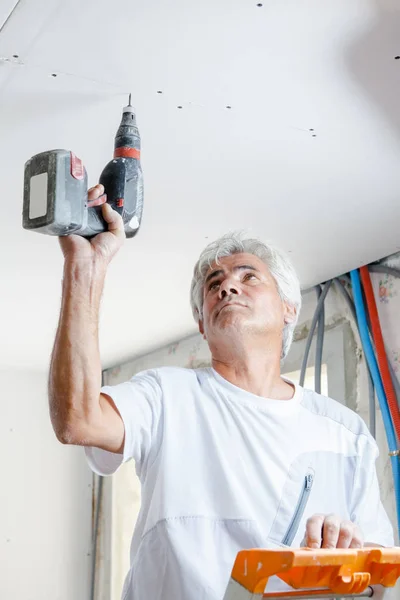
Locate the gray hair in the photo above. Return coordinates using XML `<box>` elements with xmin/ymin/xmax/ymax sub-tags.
<box><xmin>190</xmin><ymin>231</ymin><xmax>302</xmax><ymax>359</ymax></box>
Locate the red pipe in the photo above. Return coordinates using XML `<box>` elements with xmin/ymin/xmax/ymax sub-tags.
<box><xmin>360</xmin><ymin>266</ymin><xmax>400</xmax><ymax>443</ymax></box>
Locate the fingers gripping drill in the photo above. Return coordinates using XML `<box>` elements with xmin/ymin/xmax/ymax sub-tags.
<box><xmin>22</xmin><ymin>94</ymin><xmax>143</xmax><ymax>238</ymax></box>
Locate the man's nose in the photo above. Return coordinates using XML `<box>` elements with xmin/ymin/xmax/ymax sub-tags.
<box><xmin>219</xmin><ymin>277</ymin><xmax>240</xmax><ymax>298</ymax></box>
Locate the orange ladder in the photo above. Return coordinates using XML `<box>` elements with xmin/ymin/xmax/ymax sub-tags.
<box><xmin>223</xmin><ymin>547</ymin><xmax>400</xmax><ymax>599</ymax></box>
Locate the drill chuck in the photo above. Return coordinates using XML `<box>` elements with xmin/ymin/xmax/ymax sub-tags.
<box><xmin>114</xmin><ymin>104</ymin><xmax>140</xmax><ymax>156</ymax></box>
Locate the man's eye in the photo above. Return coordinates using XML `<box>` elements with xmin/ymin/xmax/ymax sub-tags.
<box><xmin>209</xmin><ymin>281</ymin><xmax>220</xmax><ymax>291</ymax></box>
<box><xmin>244</xmin><ymin>273</ymin><xmax>256</xmax><ymax>281</ymax></box>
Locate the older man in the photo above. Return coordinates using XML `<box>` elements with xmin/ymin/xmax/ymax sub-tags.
<box><xmin>49</xmin><ymin>185</ymin><xmax>394</xmax><ymax>600</ymax></box>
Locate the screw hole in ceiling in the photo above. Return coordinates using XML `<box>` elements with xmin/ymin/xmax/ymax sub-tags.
<box><xmin>257</xmin><ymin>3</ymin><xmax>263</xmax><ymax>6</ymax></box>
<box><xmin>157</xmin><ymin>90</ymin><xmax>163</xmax><ymax>94</ymax></box>
<box><xmin>51</xmin><ymin>73</ymin><xmax>57</xmax><ymax>77</ymax></box>
<box><xmin>177</xmin><ymin>105</ymin><xmax>183</xmax><ymax>109</ymax></box>
<box><xmin>395</xmin><ymin>56</ymin><xmax>400</xmax><ymax>60</ymax></box>
<box><xmin>12</xmin><ymin>54</ymin><xmax>18</xmax><ymax>58</ymax></box>
<box><xmin>226</xmin><ymin>105</ymin><xmax>232</xmax><ymax>109</ymax></box>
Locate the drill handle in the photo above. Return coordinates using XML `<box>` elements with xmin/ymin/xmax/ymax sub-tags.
<box><xmin>97</xmin><ymin>156</ymin><xmax>143</xmax><ymax>238</ymax></box>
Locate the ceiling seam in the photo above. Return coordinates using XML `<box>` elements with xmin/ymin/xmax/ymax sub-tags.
<box><xmin>0</xmin><ymin>0</ymin><xmax>22</xmax><ymax>37</ymax></box>
<box><xmin>0</xmin><ymin>0</ymin><xmax>24</xmax><ymax>97</ymax></box>
<box><xmin>0</xmin><ymin>0</ymin><xmax>67</xmax><ymax>97</ymax></box>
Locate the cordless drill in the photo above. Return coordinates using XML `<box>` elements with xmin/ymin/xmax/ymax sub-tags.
<box><xmin>22</xmin><ymin>95</ymin><xmax>143</xmax><ymax>238</ymax></box>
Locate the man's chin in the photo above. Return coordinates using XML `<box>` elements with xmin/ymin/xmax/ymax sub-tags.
<box><xmin>214</xmin><ymin>317</ymin><xmax>268</xmax><ymax>337</ymax></box>
<box><xmin>214</xmin><ymin>317</ymin><xmax>246</xmax><ymax>333</ymax></box>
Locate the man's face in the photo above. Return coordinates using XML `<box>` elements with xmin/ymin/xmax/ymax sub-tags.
<box><xmin>199</xmin><ymin>253</ymin><xmax>295</xmax><ymax>345</ymax></box>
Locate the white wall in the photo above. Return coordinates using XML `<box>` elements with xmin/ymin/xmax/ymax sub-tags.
<box><xmin>1</xmin><ymin>367</ymin><xmax>92</xmax><ymax>600</ymax></box>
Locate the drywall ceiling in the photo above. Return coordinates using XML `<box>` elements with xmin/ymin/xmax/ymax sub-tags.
<box><xmin>1</xmin><ymin>0</ymin><xmax>400</xmax><ymax>371</ymax></box>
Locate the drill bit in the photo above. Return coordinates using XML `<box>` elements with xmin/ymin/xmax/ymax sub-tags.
<box><xmin>128</xmin><ymin>93</ymin><xmax>132</xmax><ymax>107</ymax></box>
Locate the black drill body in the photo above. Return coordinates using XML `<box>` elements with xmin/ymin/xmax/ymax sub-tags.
<box><xmin>95</xmin><ymin>106</ymin><xmax>143</xmax><ymax>237</ymax></box>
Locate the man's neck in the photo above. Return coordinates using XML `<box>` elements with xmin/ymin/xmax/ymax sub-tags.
<box><xmin>211</xmin><ymin>352</ymin><xmax>295</xmax><ymax>401</ymax></box>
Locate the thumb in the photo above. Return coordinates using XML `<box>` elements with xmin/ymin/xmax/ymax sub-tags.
<box><xmin>101</xmin><ymin>203</ymin><xmax>124</xmax><ymax>235</ymax></box>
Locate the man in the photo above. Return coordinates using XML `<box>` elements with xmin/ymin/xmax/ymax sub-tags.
<box><xmin>49</xmin><ymin>185</ymin><xmax>394</xmax><ymax>599</ymax></box>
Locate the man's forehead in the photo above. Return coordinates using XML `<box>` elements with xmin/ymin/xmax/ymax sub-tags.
<box><xmin>205</xmin><ymin>253</ymin><xmax>268</xmax><ymax>275</ymax></box>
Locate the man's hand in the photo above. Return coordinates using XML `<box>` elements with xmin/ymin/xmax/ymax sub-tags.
<box><xmin>302</xmin><ymin>514</ymin><xmax>364</xmax><ymax>549</ymax></box>
<box><xmin>59</xmin><ymin>184</ymin><xmax>125</xmax><ymax>265</ymax></box>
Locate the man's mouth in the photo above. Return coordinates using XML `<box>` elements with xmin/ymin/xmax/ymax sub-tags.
<box><xmin>217</xmin><ymin>302</ymin><xmax>246</xmax><ymax>317</ymax></box>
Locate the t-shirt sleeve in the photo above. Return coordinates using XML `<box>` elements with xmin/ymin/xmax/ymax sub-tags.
<box><xmin>84</xmin><ymin>369</ymin><xmax>163</xmax><ymax>478</ymax></box>
<box><xmin>351</xmin><ymin>435</ymin><xmax>394</xmax><ymax>547</ymax></box>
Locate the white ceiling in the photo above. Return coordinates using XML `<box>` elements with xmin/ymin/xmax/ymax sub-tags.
<box><xmin>1</xmin><ymin>0</ymin><xmax>400</xmax><ymax>371</ymax></box>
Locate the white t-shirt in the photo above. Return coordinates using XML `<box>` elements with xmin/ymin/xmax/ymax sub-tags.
<box><xmin>85</xmin><ymin>367</ymin><xmax>394</xmax><ymax>600</ymax></box>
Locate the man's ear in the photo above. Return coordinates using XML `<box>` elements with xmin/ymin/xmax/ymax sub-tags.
<box><xmin>283</xmin><ymin>303</ymin><xmax>297</xmax><ymax>325</ymax></box>
<box><xmin>198</xmin><ymin>320</ymin><xmax>206</xmax><ymax>340</ymax></box>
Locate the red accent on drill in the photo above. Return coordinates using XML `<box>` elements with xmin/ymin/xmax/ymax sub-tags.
<box><xmin>114</xmin><ymin>147</ymin><xmax>141</xmax><ymax>160</ymax></box>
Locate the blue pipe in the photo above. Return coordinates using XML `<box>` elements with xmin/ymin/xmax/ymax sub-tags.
<box><xmin>350</xmin><ymin>269</ymin><xmax>400</xmax><ymax>540</ymax></box>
